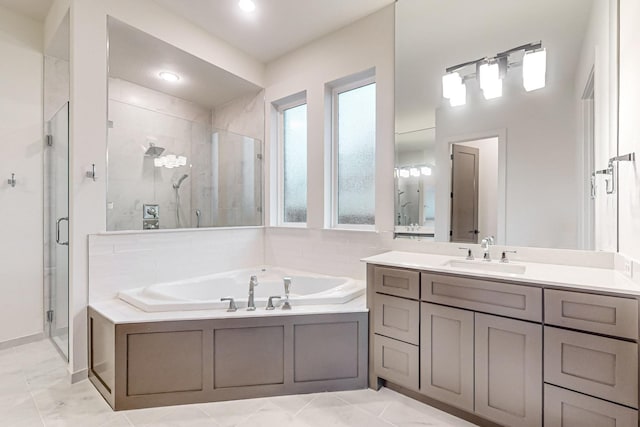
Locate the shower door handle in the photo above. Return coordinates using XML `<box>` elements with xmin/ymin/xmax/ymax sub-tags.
<box><xmin>56</xmin><ymin>217</ymin><xmax>69</xmax><ymax>246</ymax></box>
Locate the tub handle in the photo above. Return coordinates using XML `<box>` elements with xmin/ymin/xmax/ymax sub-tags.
<box><xmin>221</xmin><ymin>297</ymin><xmax>237</xmax><ymax>312</ymax></box>
<box><xmin>266</xmin><ymin>296</ymin><xmax>281</xmax><ymax>310</ymax></box>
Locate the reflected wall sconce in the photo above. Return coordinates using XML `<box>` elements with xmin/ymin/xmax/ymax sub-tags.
<box><xmin>395</xmin><ymin>165</ymin><xmax>432</xmax><ymax>178</ymax></box>
<box><xmin>7</xmin><ymin>173</ymin><xmax>16</xmax><ymax>187</ymax></box>
<box><xmin>442</xmin><ymin>41</ymin><xmax>546</xmax><ymax>106</ymax></box>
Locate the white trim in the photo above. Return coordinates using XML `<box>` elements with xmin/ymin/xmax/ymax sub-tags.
<box><xmin>330</xmin><ymin>75</ymin><xmax>376</xmax><ymax>229</ymax></box>
<box><xmin>274</xmin><ymin>95</ymin><xmax>308</xmax><ymax>227</ymax></box>
<box><xmin>0</xmin><ymin>332</ymin><xmax>45</xmax><ymax>350</ymax></box>
<box><xmin>442</xmin><ymin>129</ymin><xmax>507</xmax><ymax>245</ymax></box>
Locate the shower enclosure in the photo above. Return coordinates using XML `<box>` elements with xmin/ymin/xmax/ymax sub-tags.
<box><xmin>106</xmin><ymin>99</ymin><xmax>263</xmax><ymax>231</ymax></box>
<box><xmin>44</xmin><ymin>102</ymin><xmax>69</xmax><ymax>359</ymax></box>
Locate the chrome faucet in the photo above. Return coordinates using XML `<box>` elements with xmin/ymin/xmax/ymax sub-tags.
<box><xmin>480</xmin><ymin>236</ymin><xmax>495</xmax><ymax>261</ymax></box>
<box><xmin>282</xmin><ymin>277</ymin><xmax>292</xmax><ymax>310</ymax></box>
<box><xmin>247</xmin><ymin>275</ymin><xmax>258</xmax><ymax>311</ymax></box>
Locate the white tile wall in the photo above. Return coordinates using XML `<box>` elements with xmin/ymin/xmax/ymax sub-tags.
<box><xmin>88</xmin><ymin>227</ymin><xmax>264</xmax><ymax>302</ymax></box>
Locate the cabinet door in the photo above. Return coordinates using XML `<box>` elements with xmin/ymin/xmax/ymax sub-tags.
<box><xmin>475</xmin><ymin>313</ymin><xmax>542</xmax><ymax>427</ymax></box>
<box><xmin>544</xmin><ymin>384</ymin><xmax>638</xmax><ymax>427</ymax></box>
<box><xmin>420</xmin><ymin>303</ymin><xmax>474</xmax><ymax>412</ymax></box>
<box><xmin>374</xmin><ymin>334</ymin><xmax>419</xmax><ymax>390</ymax></box>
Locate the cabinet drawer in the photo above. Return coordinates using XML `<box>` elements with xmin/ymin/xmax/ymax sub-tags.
<box><xmin>544</xmin><ymin>384</ymin><xmax>638</xmax><ymax>427</ymax></box>
<box><xmin>374</xmin><ymin>267</ymin><xmax>419</xmax><ymax>299</ymax></box>
<box><xmin>544</xmin><ymin>326</ymin><xmax>638</xmax><ymax>408</ymax></box>
<box><xmin>374</xmin><ymin>294</ymin><xmax>419</xmax><ymax>345</ymax></box>
<box><xmin>374</xmin><ymin>334</ymin><xmax>419</xmax><ymax>390</ymax></box>
<box><xmin>422</xmin><ymin>272</ymin><xmax>542</xmax><ymax>322</ymax></box>
<box><xmin>545</xmin><ymin>289</ymin><xmax>638</xmax><ymax>340</ymax></box>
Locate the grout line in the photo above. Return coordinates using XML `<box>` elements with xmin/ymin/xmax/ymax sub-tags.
<box><xmin>292</xmin><ymin>395</ymin><xmax>317</xmax><ymax>417</ymax></box>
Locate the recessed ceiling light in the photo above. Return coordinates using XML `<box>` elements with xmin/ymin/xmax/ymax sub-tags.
<box><xmin>238</xmin><ymin>0</ymin><xmax>256</xmax><ymax>13</ymax></box>
<box><xmin>158</xmin><ymin>71</ymin><xmax>180</xmax><ymax>82</ymax></box>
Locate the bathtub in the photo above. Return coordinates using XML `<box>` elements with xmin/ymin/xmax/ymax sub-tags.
<box><xmin>118</xmin><ymin>266</ymin><xmax>365</xmax><ymax>312</ymax></box>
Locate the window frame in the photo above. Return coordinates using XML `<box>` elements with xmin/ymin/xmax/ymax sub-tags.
<box><xmin>277</xmin><ymin>98</ymin><xmax>308</xmax><ymax>227</ymax></box>
<box><xmin>330</xmin><ymin>75</ymin><xmax>377</xmax><ymax>230</ymax></box>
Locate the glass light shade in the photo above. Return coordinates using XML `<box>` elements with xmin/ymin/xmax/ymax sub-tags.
<box><xmin>442</xmin><ymin>72</ymin><xmax>462</xmax><ymax>99</ymax></box>
<box><xmin>410</xmin><ymin>167</ymin><xmax>420</xmax><ymax>177</ymax></box>
<box><xmin>449</xmin><ymin>82</ymin><xmax>466</xmax><ymax>106</ymax></box>
<box><xmin>523</xmin><ymin>49</ymin><xmax>546</xmax><ymax>92</ymax></box>
<box><xmin>479</xmin><ymin>62</ymin><xmax>502</xmax><ymax>99</ymax></box>
<box><xmin>399</xmin><ymin>169</ymin><xmax>410</xmax><ymax>178</ymax></box>
<box><xmin>420</xmin><ymin>166</ymin><xmax>432</xmax><ymax>176</ymax></box>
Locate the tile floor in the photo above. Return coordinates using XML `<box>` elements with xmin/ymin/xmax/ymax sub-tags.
<box><xmin>0</xmin><ymin>339</ymin><xmax>477</xmax><ymax>427</ymax></box>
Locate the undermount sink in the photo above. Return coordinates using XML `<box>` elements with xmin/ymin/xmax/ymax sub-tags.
<box><xmin>442</xmin><ymin>259</ymin><xmax>527</xmax><ymax>275</ymax></box>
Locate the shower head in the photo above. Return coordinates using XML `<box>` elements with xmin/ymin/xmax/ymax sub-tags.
<box><xmin>173</xmin><ymin>174</ymin><xmax>189</xmax><ymax>189</ymax></box>
<box><xmin>144</xmin><ymin>143</ymin><xmax>165</xmax><ymax>158</ymax></box>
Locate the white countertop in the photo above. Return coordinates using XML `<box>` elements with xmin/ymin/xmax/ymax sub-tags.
<box><xmin>362</xmin><ymin>251</ymin><xmax>640</xmax><ymax>296</ymax></box>
<box><xmin>90</xmin><ymin>294</ymin><xmax>367</xmax><ymax>324</ymax></box>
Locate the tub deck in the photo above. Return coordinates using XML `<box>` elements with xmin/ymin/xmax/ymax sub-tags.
<box><xmin>88</xmin><ymin>298</ymin><xmax>368</xmax><ymax>410</ymax></box>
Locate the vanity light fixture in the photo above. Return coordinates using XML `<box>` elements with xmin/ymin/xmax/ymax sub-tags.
<box><xmin>523</xmin><ymin>48</ymin><xmax>547</xmax><ymax>92</ymax></box>
<box><xmin>158</xmin><ymin>71</ymin><xmax>180</xmax><ymax>82</ymax></box>
<box><xmin>395</xmin><ymin>166</ymin><xmax>433</xmax><ymax>178</ymax></box>
<box><xmin>409</xmin><ymin>167</ymin><xmax>420</xmax><ymax>177</ymax></box>
<box><xmin>442</xmin><ymin>41</ymin><xmax>545</xmax><ymax>105</ymax></box>
<box><xmin>154</xmin><ymin>154</ymin><xmax>187</xmax><ymax>168</ymax></box>
<box><xmin>479</xmin><ymin>61</ymin><xmax>502</xmax><ymax>100</ymax></box>
<box><xmin>238</xmin><ymin>0</ymin><xmax>256</xmax><ymax>13</ymax></box>
<box><xmin>420</xmin><ymin>166</ymin><xmax>432</xmax><ymax>176</ymax></box>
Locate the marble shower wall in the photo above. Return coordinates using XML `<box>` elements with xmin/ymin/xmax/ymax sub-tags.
<box><xmin>107</xmin><ymin>78</ymin><xmax>210</xmax><ymax>231</ymax></box>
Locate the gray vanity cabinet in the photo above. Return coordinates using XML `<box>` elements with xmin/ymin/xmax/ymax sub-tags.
<box><xmin>474</xmin><ymin>313</ymin><xmax>542</xmax><ymax>427</ymax></box>
<box><xmin>420</xmin><ymin>303</ymin><xmax>474</xmax><ymax>412</ymax></box>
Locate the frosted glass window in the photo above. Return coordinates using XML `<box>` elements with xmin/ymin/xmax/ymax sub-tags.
<box><xmin>336</xmin><ymin>82</ymin><xmax>376</xmax><ymax>225</ymax></box>
<box><xmin>283</xmin><ymin>104</ymin><xmax>307</xmax><ymax>223</ymax></box>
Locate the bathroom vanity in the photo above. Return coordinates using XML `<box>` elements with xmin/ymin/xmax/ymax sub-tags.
<box><xmin>365</xmin><ymin>251</ymin><xmax>640</xmax><ymax>427</ymax></box>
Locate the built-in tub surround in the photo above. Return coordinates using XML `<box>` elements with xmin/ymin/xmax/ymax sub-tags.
<box><xmin>88</xmin><ymin>293</ymin><xmax>367</xmax><ymax>410</ymax></box>
<box><xmin>118</xmin><ymin>267</ymin><xmax>364</xmax><ymax>312</ymax></box>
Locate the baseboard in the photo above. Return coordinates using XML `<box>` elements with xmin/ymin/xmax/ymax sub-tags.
<box><xmin>0</xmin><ymin>332</ymin><xmax>45</xmax><ymax>350</ymax></box>
<box><xmin>71</xmin><ymin>368</ymin><xmax>88</xmax><ymax>384</ymax></box>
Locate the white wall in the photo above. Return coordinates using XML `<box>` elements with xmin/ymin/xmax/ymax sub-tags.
<box><xmin>264</xmin><ymin>5</ymin><xmax>396</xmax><ymax>232</ymax></box>
<box><xmin>618</xmin><ymin>0</ymin><xmax>640</xmax><ymax>262</ymax></box>
<box><xmin>0</xmin><ymin>6</ymin><xmax>44</xmax><ymax>344</ymax></box>
<box><xmin>65</xmin><ymin>0</ymin><xmax>267</xmax><ymax>377</ymax></box>
<box><xmin>574</xmin><ymin>0</ymin><xmax>618</xmax><ymax>252</ymax></box>
<box><xmin>89</xmin><ymin>228</ymin><xmax>264</xmax><ymax>303</ymax></box>
<box><xmin>435</xmin><ymin>79</ymin><xmax>578</xmax><ymax>249</ymax></box>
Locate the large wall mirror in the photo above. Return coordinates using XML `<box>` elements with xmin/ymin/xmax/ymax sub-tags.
<box><xmin>395</xmin><ymin>0</ymin><xmax>619</xmax><ymax>250</ymax></box>
<box><xmin>106</xmin><ymin>17</ymin><xmax>265</xmax><ymax>231</ymax></box>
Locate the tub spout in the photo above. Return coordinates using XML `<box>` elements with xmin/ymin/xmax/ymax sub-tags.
<box><xmin>282</xmin><ymin>277</ymin><xmax>292</xmax><ymax>310</ymax></box>
<box><xmin>247</xmin><ymin>275</ymin><xmax>258</xmax><ymax>311</ymax></box>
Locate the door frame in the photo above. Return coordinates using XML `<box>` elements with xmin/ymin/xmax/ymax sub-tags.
<box><xmin>440</xmin><ymin>129</ymin><xmax>507</xmax><ymax>244</ymax></box>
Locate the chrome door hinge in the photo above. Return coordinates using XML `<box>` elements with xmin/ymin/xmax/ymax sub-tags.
<box><xmin>46</xmin><ymin>135</ymin><xmax>53</xmax><ymax>147</ymax></box>
<box><xmin>46</xmin><ymin>310</ymin><xmax>54</xmax><ymax>323</ymax></box>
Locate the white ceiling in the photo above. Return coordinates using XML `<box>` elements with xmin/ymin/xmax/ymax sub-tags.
<box><xmin>395</xmin><ymin>0</ymin><xmax>595</xmax><ymax>133</ymax></box>
<box><xmin>153</xmin><ymin>0</ymin><xmax>395</xmax><ymax>63</ymax></box>
<box><xmin>0</xmin><ymin>0</ymin><xmax>52</xmax><ymax>21</ymax></box>
<box><xmin>108</xmin><ymin>17</ymin><xmax>262</xmax><ymax>109</ymax></box>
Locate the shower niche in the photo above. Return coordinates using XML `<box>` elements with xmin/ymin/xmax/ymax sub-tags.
<box><xmin>106</xmin><ymin>17</ymin><xmax>264</xmax><ymax>231</ymax></box>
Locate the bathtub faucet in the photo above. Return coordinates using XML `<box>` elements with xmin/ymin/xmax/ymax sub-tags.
<box><xmin>282</xmin><ymin>277</ymin><xmax>292</xmax><ymax>310</ymax></box>
<box><xmin>247</xmin><ymin>275</ymin><xmax>258</xmax><ymax>311</ymax></box>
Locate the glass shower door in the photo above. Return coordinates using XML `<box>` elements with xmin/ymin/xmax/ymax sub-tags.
<box><xmin>45</xmin><ymin>103</ymin><xmax>69</xmax><ymax>359</ymax></box>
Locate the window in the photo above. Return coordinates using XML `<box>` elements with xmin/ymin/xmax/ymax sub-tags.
<box><xmin>279</xmin><ymin>102</ymin><xmax>307</xmax><ymax>224</ymax></box>
<box><xmin>332</xmin><ymin>78</ymin><xmax>376</xmax><ymax>227</ymax></box>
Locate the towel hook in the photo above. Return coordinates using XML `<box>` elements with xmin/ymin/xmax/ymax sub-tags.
<box><xmin>86</xmin><ymin>164</ymin><xmax>97</xmax><ymax>181</ymax></box>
